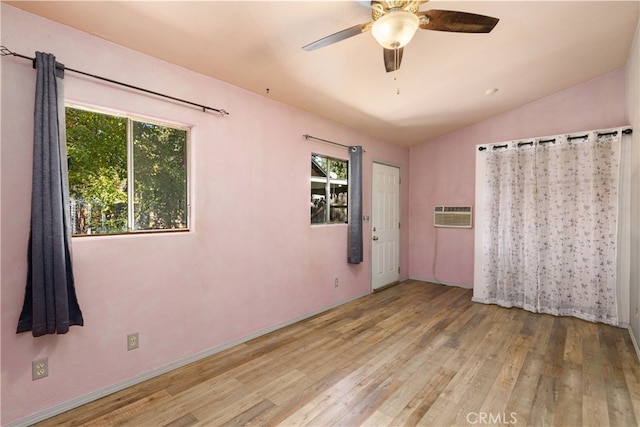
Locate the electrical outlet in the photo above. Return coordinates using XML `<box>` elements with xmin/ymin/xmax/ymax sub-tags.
<box><xmin>32</xmin><ymin>358</ymin><xmax>48</xmax><ymax>380</ymax></box>
<box><xmin>127</xmin><ymin>332</ymin><xmax>139</xmax><ymax>351</ymax></box>
<box><xmin>334</xmin><ymin>277</ymin><xmax>339</xmax><ymax>288</ymax></box>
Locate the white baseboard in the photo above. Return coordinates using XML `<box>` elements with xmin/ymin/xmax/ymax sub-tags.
<box><xmin>6</xmin><ymin>291</ymin><xmax>369</xmax><ymax>427</ymax></box>
<box><xmin>408</xmin><ymin>275</ymin><xmax>473</xmax><ymax>289</ymax></box>
<box><xmin>629</xmin><ymin>326</ymin><xmax>640</xmax><ymax>362</ymax></box>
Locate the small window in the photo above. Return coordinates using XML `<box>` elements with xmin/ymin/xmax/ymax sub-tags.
<box><xmin>66</xmin><ymin>106</ymin><xmax>189</xmax><ymax>235</ymax></box>
<box><xmin>311</xmin><ymin>154</ymin><xmax>348</xmax><ymax>224</ymax></box>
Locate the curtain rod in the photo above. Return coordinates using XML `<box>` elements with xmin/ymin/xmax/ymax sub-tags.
<box><xmin>303</xmin><ymin>134</ymin><xmax>365</xmax><ymax>152</ymax></box>
<box><xmin>1</xmin><ymin>46</ymin><xmax>229</xmax><ymax>116</ymax></box>
<box><xmin>478</xmin><ymin>128</ymin><xmax>633</xmax><ymax>151</ymax></box>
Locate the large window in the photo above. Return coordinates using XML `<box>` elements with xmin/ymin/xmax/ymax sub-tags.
<box><xmin>311</xmin><ymin>154</ymin><xmax>348</xmax><ymax>224</ymax></box>
<box><xmin>66</xmin><ymin>106</ymin><xmax>189</xmax><ymax>235</ymax></box>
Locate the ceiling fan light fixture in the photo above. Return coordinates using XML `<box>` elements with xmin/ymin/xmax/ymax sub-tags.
<box><xmin>371</xmin><ymin>10</ymin><xmax>420</xmax><ymax>49</ymax></box>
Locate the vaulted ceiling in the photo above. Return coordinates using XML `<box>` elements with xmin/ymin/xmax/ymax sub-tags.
<box><xmin>6</xmin><ymin>1</ymin><xmax>639</xmax><ymax>147</ymax></box>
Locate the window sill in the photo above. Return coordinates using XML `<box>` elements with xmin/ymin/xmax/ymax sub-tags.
<box><xmin>72</xmin><ymin>228</ymin><xmax>190</xmax><ymax>238</ymax></box>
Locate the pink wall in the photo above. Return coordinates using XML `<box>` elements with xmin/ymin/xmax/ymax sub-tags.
<box><xmin>408</xmin><ymin>68</ymin><xmax>629</xmax><ymax>287</ymax></box>
<box><xmin>0</xmin><ymin>5</ymin><xmax>410</xmax><ymax>424</ymax></box>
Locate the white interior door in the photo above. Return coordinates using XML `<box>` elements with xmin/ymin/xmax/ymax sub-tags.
<box><xmin>371</xmin><ymin>162</ymin><xmax>400</xmax><ymax>290</ymax></box>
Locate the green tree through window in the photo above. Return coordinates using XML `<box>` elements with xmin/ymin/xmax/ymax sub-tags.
<box><xmin>66</xmin><ymin>106</ymin><xmax>189</xmax><ymax>235</ymax></box>
<box><xmin>133</xmin><ymin>121</ymin><xmax>188</xmax><ymax>230</ymax></box>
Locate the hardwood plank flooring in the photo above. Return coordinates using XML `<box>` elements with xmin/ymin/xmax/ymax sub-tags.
<box><xmin>36</xmin><ymin>280</ymin><xmax>640</xmax><ymax>426</ymax></box>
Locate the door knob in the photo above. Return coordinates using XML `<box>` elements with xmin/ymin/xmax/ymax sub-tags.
<box><xmin>372</xmin><ymin>236</ymin><xmax>379</xmax><ymax>241</ymax></box>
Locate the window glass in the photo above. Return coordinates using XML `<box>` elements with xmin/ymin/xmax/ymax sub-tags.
<box><xmin>311</xmin><ymin>154</ymin><xmax>348</xmax><ymax>224</ymax></box>
<box><xmin>66</xmin><ymin>106</ymin><xmax>189</xmax><ymax>235</ymax></box>
<box><xmin>132</xmin><ymin>121</ymin><xmax>188</xmax><ymax>230</ymax></box>
<box><xmin>67</xmin><ymin>108</ymin><xmax>128</xmax><ymax>234</ymax></box>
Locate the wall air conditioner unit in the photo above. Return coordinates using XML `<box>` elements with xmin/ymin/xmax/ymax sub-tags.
<box><xmin>434</xmin><ymin>206</ymin><xmax>473</xmax><ymax>228</ymax></box>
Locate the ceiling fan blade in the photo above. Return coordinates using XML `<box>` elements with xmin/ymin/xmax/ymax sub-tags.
<box><xmin>418</xmin><ymin>10</ymin><xmax>499</xmax><ymax>33</ymax></box>
<box><xmin>302</xmin><ymin>22</ymin><xmax>371</xmax><ymax>51</ymax></box>
<box><xmin>384</xmin><ymin>47</ymin><xmax>403</xmax><ymax>73</ymax></box>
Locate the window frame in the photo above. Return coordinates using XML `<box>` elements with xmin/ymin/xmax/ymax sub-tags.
<box><xmin>311</xmin><ymin>153</ymin><xmax>349</xmax><ymax>225</ymax></box>
<box><xmin>66</xmin><ymin>103</ymin><xmax>191</xmax><ymax>237</ymax></box>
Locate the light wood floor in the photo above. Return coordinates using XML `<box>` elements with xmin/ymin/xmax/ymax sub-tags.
<box><xmin>38</xmin><ymin>280</ymin><xmax>640</xmax><ymax>426</ymax></box>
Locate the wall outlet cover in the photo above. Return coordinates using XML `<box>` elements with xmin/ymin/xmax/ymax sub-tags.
<box><xmin>127</xmin><ymin>332</ymin><xmax>139</xmax><ymax>351</ymax></box>
<box><xmin>32</xmin><ymin>358</ymin><xmax>48</xmax><ymax>380</ymax></box>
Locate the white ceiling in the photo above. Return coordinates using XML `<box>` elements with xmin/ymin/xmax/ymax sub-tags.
<box><xmin>6</xmin><ymin>1</ymin><xmax>639</xmax><ymax>147</ymax></box>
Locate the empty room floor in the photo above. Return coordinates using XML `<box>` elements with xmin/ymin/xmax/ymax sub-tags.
<box><xmin>37</xmin><ymin>280</ymin><xmax>640</xmax><ymax>426</ymax></box>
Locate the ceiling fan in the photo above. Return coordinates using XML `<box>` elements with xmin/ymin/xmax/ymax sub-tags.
<box><xmin>302</xmin><ymin>1</ymin><xmax>499</xmax><ymax>72</ymax></box>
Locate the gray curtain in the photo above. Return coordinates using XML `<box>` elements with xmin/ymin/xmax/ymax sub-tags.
<box><xmin>348</xmin><ymin>146</ymin><xmax>363</xmax><ymax>264</ymax></box>
<box><xmin>17</xmin><ymin>52</ymin><xmax>84</xmax><ymax>336</ymax></box>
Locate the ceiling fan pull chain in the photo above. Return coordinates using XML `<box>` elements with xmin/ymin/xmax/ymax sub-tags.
<box><xmin>395</xmin><ymin>48</ymin><xmax>400</xmax><ymax>95</ymax></box>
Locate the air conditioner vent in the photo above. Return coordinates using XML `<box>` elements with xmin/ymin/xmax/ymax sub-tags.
<box><xmin>434</xmin><ymin>206</ymin><xmax>473</xmax><ymax>228</ymax></box>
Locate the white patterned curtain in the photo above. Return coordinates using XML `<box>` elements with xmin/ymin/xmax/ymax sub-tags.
<box><xmin>476</xmin><ymin>129</ymin><xmax>627</xmax><ymax>325</ymax></box>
